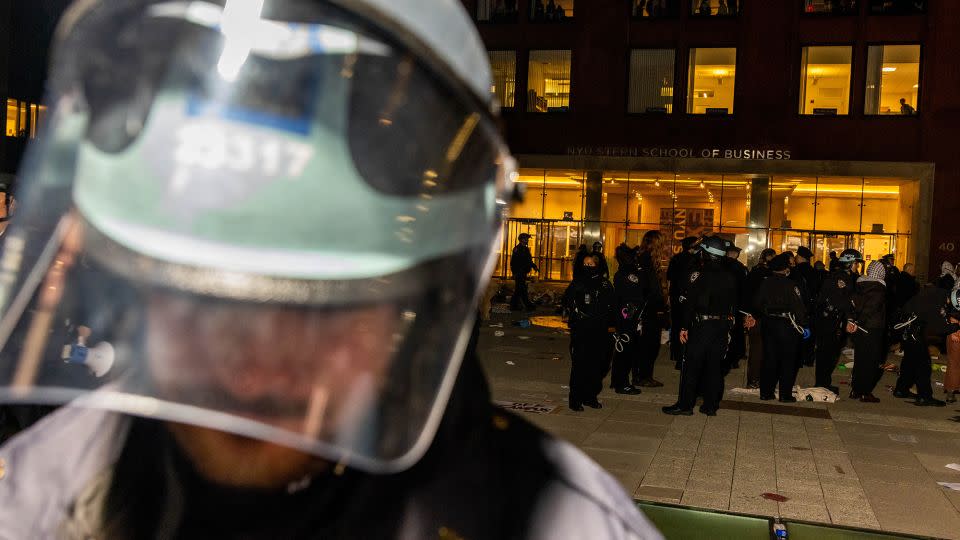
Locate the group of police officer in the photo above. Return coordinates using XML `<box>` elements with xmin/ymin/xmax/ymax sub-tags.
<box><xmin>560</xmin><ymin>229</ymin><xmax>960</xmax><ymax>416</ymax></box>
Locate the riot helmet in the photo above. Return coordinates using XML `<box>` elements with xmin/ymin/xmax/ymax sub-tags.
<box><xmin>838</xmin><ymin>249</ymin><xmax>864</xmax><ymax>266</ymax></box>
<box><xmin>699</xmin><ymin>236</ymin><xmax>727</xmax><ymax>259</ymax></box>
<box><xmin>0</xmin><ymin>0</ymin><xmax>514</xmax><ymax>473</ymax></box>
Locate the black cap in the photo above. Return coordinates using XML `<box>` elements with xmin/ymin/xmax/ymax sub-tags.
<box><xmin>760</xmin><ymin>248</ymin><xmax>777</xmax><ymax>260</ymax></box>
<box><xmin>681</xmin><ymin>236</ymin><xmax>698</xmax><ymax>251</ymax></box>
<box><xmin>518</xmin><ymin>233</ymin><xmax>531</xmax><ymax>241</ymax></box>
<box><xmin>881</xmin><ymin>253</ymin><xmax>895</xmax><ymax>262</ymax></box>
<box><xmin>724</xmin><ymin>240</ymin><xmax>742</xmax><ymax>254</ymax></box>
<box><xmin>797</xmin><ymin>246</ymin><xmax>814</xmax><ymax>260</ymax></box>
<box><xmin>769</xmin><ymin>253</ymin><xmax>792</xmax><ymax>272</ymax></box>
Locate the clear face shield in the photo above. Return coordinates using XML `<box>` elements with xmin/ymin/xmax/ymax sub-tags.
<box><xmin>0</xmin><ymin>0</ymin><xmax>514</xmax><ymax>473</ymax></box>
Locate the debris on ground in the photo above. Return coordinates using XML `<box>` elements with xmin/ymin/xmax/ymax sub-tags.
<box><xmin>946</xmin><ymin>463</ymin><xmax>960</xmax><ymax>472</ymax></box>
<box><xmin>494</xmin><ymin>331</ymin><xmax>505</xmax><ymax>337</ymax></box>
<box><xmin>488</xmin><ymin>323</ymin><xmax>504</xmax><ymax>328</ymax></box>
<box><xmin>512</xmin><ymin>319</ymin><xmax>532</xmax><ymax>328</ymax></box>
<box><xmin>882</xmin><ymin>363</ymin><xmax>898</xmax><ymax>372</ymax></box>
<box><xmin>761</xmin><ymin>493</ymin><xmax>789</xmax><ymax>502</ymax></box>
<box><xmin>938</xmin><ymin>482</ymin><xmax>960</xmax><ymax>491</ymax></box>
<box><xmin>505</xmin><ymin>361</ymin><xmax>515</xmax><ymax>366</ymax></box>
<box><xmin>518</xmin><ymin>336</ymin><xmax>531</xmax><ymax>340</ymax></box>
<box><xmin>834</xmin><ymin>466</ymin><xmax>845</xmax><ymax>475</ymax></box>
<box><xmin>494</xmin><ymin>401</ymin><xmax>557</xmax><ymax>414</ymax></box>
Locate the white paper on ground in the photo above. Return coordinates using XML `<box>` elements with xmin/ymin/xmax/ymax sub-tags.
<box><xmin>938</xmin><ymin>482</ymin><xmax>960</xmax><ymax>491</ymax></box>
<box><xmin>946</xmin><ymin>463</ymin><xmax>960</xmax><ymax>472</ymax></box>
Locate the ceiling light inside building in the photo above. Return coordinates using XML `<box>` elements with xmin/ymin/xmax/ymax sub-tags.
<box><xmin>882</xmin><ymin>66</ymin><xmax>897</xmax><ymax>72</ymax></box>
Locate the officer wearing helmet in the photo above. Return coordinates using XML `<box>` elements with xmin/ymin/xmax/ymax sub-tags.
<box><xmin>663</xmin><ymin>236</ymin><xmax>736</xmax><ymax>416</ymax></box>
<box><xmin>812</xmin><ymin>248</ymin><xmax>862</xmax><ymax>393</ymax></box>
<box><xmin>745</xmin><ymin>254</ymin><xmax>809</xmax><ymax>402</ymax></box>
<box><xmin>0</xmin><ymin>1</ymin><xmax>660</xmax><ymax>538</ymax></box>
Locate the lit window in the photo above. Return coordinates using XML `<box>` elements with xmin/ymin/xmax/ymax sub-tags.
<box><xmin>527</xmin><ymin>50</ymin><xmax>571</xmax><ymax>113</ymax></box>
<box><xmin>865</xmin><ymin>45</ymin><xmax>920</xmax><ymax>115</ymax></box>
<box><xmin>803</xmin><ymin>0</ymin><xmax>858</xmax><ymax>14</ymax></box>
<box><xmin>477</xmin><ymin>0</ymin><xmax>519</xmax><ymax>22</ymax></box>
<box><xmin>488</xmin><ymin>51</ymin><xmax>517</xmax><ymax>109</ymax></box>
<box><xmin>799</xmin><ymin>46</ymin><xmax>853</xmax><ymax>115</ymax></box>
<box><xmin>690</xmin><ymin>0</ymin><xmax>740</xmax><ymax>16</ymax></box>
<box><xmin>628</xmin><ymin>49</ymin><xmax>675</xmax><ymax>114</ymax></box>
<box><xmin>529</xmin><ymin>0</ymin><xmax>574</xmax><ymax>21</ymax></box>
<box><xmin>5</xmin><ymin>100</ymin><xmax>18</xmax><ymax>137</ymax></box>
<box><xmin>687</xmin><ymin>48</ymin><xmax>736</xmax><ymax>115</ymax></box>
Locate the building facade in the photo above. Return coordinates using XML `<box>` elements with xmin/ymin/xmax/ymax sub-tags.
<box><xmin>467</xmin><ymin>0</ymin><xmax>956</xmax><ymax>282</ymax></box>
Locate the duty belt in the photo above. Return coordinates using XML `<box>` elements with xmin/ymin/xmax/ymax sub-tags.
<box><xmin>695</xmin><ymin>314</ymin><xmax>728</xmax><ymax>322</ymax></box>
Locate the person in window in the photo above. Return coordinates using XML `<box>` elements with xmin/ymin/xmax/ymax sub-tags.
<box><xmin>697</xmin><ymin>0</ymin><xmax>712</xmax><ymax>16</ymax></box>
<box><xmin>900</xmin><ymin>98</ymin><xmax>916</xmax><ymax>115</ymax></box>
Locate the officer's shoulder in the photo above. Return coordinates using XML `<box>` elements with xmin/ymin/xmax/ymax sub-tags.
<box><xmin>488</xmin><ymin>411</ymin><xmax>662</xmax><ymax>539</ymax></box>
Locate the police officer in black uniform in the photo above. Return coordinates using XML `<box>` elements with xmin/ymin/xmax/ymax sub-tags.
<box><xmin>610</xmin><ymin>245</ymin><xmax>646</xmax><ymax>395</ymax></box>
<box><xmin>813</xmin><ymin>248</ymin><xmax>861</xmax><ymax>393</ymax></box>
<box><xmin>793</xmin><ymin>247</ymin><xmax>819</xmax><ymax>368</ymax></box>
<box><xmin>510</xmin><ymin>233</ymin><xmax>540</xmax><ymax>311</ymax></box>
<box><xmin>663</xmin><ymin>236</ymin><xmax>736</xmax><ymax>416</ymax></box>
<box><xmin>743</xmin><ymin>248</ymin><xmax>776</xmax><ymax>388</ymax></box>
<box><xmin>893</xmin><ymin>287</ymin><xmax>960</xmax><ymax>406</ymax></box>
<box><xmin>563</xmin><ymin>254</ymin><xmax>616</xmax><ymax>411</ymax></box>
<box><xmin>667</xmin><ymin>237</ymin><xmax>700</xmax><ymax>370</ymax></box>
<box><xmin>722</xmin><ymin>240</ymin><xmax>748</xmax><ymax>371</ymax></box>
<box><xmin>634</xmin><ymin>231</ymin><xmax>668</xmax><ymax>388</ymax></box>
<box><xmin>746</xmin><ymin>253</ymin><xmax>809</xmax><ymax>402</ymax></box>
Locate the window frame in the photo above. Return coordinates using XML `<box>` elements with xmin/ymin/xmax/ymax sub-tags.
<box><xmin>684</xmin><ymin>45</ymin><xmax>740</xmax><ymax>117</ymax></box>
<box><xmin>525</xmin><ymin>49</ymin><xmax>574</xmax><ymax>114</ymax></box>
<box><xmin>625</xmin><ymin>47</ymin><xmax>679</xmax><ymax>116</ymax></box>
<box><xmin>487</xmin><ymin>49</ymin><xmax>520</xmax><ymax>112</ymax></box>
<box><xmin>797</xmin><ymin>43</ymin><xmax>856</xmax><ymax>117</ymax></box>
<box><xmin>862</xmin><ymin>42</ymin><xmax>923</xmax><ymax>117</ymax></box>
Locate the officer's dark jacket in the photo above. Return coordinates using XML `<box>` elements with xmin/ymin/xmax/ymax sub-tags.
<box><xmin>850</xmin><ymin>280</ymin><xmax>886</xmax><ymax>331</ymax></box>
<box><xmin>893</xmin><ymin>272</ymin><xmax>920</xmax><ymax>309</ymax></box>
<box><xmin>613</xmin><ymin>256</ymin><xmax>661</xmax><ymax>333</ymax></box>
<box><xmin>678</xmin><ymin>259</ymin><xmax>736</xmax><ymax>330</ymax></box>
<box><xmin>900</xmin><ymin>286</ymin><xmax>960</xmax><ymax>339</ymax></box>
<box><xmin>792</xmin><ymin>262</ymin><xmax>819</xmax><ymax>307</ymax></box>
<box><xmin>666</xmin><ymin>251</ymin><xmax>697</xmax><ymax>300</ymax></box>
<box><xmin>754</xmin><ymin>273</ymin><xmax>808</xmax><ymax>326</ymax></box>
<box><xmin>511</xmin><ymin>244</ymin><xmax>535</xmax><ymax>277</ymax></box>
<box><xmin>742</xmin><ymin>263</ymin><xmax>771</xmax><ymax>314</ymax></box>
<box><xmin>816</xmin><ymin>270</ymin><xmax>856</xmax><ymax>319</ymax></box>
<box><xmin>720</xmin><ymin>257</ymin><xmax>747</xmax><ymax>312</ymax></box>
<box><xmin>563</xmin><ymin>274</ymin><xmax>615</xmax><ymax>331</ymax></box>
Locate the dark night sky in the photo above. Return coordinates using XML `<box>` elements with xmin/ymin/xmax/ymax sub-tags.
<box><xmin>9</xmin><ymin>0</ymin><xmax>72</xmax><ymax>100</ymax></box>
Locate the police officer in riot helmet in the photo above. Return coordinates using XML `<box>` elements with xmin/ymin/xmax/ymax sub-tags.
<box><xmin>662</xmin><ymin>236</ymin><xmax>736</xmax><ymax>416</ymax></box>
<box><xmin>667</xmin><ymin>236</ymin><xmax>701</xmax><ymax>370</ymax></box>
<box><xmin>892</xmin><ymin>287</ymin><xmax>960</xmax><ymax>407</ymax></box>
<box><xmin>847</xmin><ymin>261</ymin><xmax>889</xmax><ymax>403</ymax></box>
<box><xmin>0</xmin><ymin>1</ymin><xmax>661</xmax><ymax>537</ymax></box>
<box><xmin>563</xmin><ymin>254</ymin><xmax>616</xmax><ymax>410</ymax></box>
<box><xmin>813</xmin><ymin>248</ymin><xmax>862</xmax><ymax>394</ymax></box>
<box><xmin>745</xmin><ymin>254</ymin><xmax>809</xmax><ymax>402</ymax></box>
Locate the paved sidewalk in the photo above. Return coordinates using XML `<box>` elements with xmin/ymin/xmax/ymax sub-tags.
<box><xmin>479</xmin><ymin>310</ymin><xmax>960</xmax><ymax>539</ymax></box>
